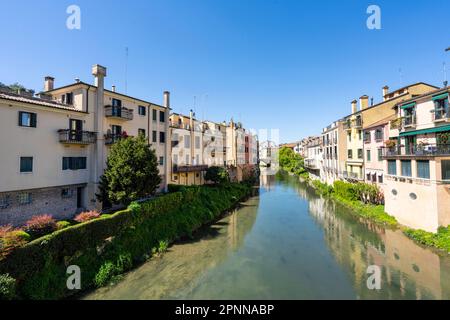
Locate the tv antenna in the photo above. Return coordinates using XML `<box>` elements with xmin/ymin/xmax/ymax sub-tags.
<box><xmin>125</xmin><ymin>47</ymin><xmax>129</xmax><ymax>94</ymax></box>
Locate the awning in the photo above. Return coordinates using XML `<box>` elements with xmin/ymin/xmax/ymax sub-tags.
<box><xmin>400</xmin><ymin>102</ymin><xmax>416</xmax><ymax>109</ymax></box>
<box><xmin>432</xmin><ymin>93</ymin><xmax>449</xmax><ymax>101</ymax></box>
<box><xmin>399</xmin><ymin>124</ymin><xmax>450</xmax><ymax>137</ymax></box>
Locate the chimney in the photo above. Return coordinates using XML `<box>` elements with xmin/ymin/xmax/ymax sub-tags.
<box><xmin>111</xmin><ymin>85</ymin><xmax>116</xmax><ymax>92</ymax></box>
<box><xmin>44</xmin><ymin>76</ymin><xmax>54</xmax><ymax>91</ymax></box>
<box><xmin>360</xmin><ymin>95</ymin><xmax>369</xmax><ymax>110</ymax></box>
<box><xmin>163</xmin><ymin>91</ymin><xmax>170</xmax><ymax>109</ymax></box>
<box><xmin>382</xmin><ymin>86</ymin><xmax>389</xmax><ymax>101</ymax></box>
<box><xmin>351</xmin><ymin>100</ymin><xmax>358</xmax><ymax>114</ymax></box>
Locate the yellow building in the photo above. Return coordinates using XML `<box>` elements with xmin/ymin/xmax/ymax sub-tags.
<box><xmin>342</xmin><ymin>83</ymin><xmax>438</xmax><ymax>182</ymax></box>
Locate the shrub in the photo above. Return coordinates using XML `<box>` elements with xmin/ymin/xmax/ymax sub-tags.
<box><xmin>0</xmin><ymin>183</ymin><xmax>251</xmax><ymax>299</ymax></box>
<box><xmin>24</xmin><ymin>215</ymin><xmax>57</xmax><ymax>239</ymax></box>
<box><xmin>74</xmin><ymin>211</ymin><xmax>100</xmax><ymax>223</ymax></box>
<box><xmin>168</xmin><ymin>184</ymin><xmax>187</xmax><ymax>193</ymax></box>
<box><xmin>0</xmin><ymin>227</ymin><xmax>30</xmax><ymax>259</ymax></box>
<box><xmin>0</xmin><ymin>273</ymin><xmax>16</xmax><ymax>300</ymax></box>
<box><xmin>205</xmin><ymin>166</ymin><xmax>230</xmax><ymax>184</ymax></box>
<box><xmin>56</xmin><ymin>221</ymin><xmax>71</xmax><ymax>230</ymax></box>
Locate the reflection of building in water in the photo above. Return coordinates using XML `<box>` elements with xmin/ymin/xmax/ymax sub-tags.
<box><xmin>307</xmin><ymin>193</ymin><xmax>450</xmax><ymax>300</ymax></box>
<box><xmin>260</xmin><ymin>169</ymin><xmax>276</xmax><ymax>191</ymax></box>
<box><xmin>227</xmin><ymin>197</ymin><xmax>260</xmax><ymax>250</ymax></box>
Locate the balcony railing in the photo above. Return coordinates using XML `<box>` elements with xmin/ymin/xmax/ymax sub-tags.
<box><xmin>105</xmin><ymin>133</ymin><xmax>124</xmax><ymax>145</ymax></box>
<box><xmin>344</xmin><ymin>118</ymin><xmax>362</xmax><ymax>130</ymax></box>
<box><xmin>172</xmin><ymin>164</ymin><xmax>208</xmax><ymax>173</ymax></box>
<box><xmin>58</xmin><ymin>129</ymin><xmax>96</xmax><ymax>144</ymax></box>
<box><xmin>105</xmin><ymin>105</ymin><xmax>133</xmax><ymax>120</ymax></box>
<box><xmin>383</xmin><ymin>144</ymin><xmax>450</xmax><ymax>158</ymax></box>
<box><xmin>343</xmin><ymin>171</ymin><xmax>363</xmax><ymax>181</ymax></box>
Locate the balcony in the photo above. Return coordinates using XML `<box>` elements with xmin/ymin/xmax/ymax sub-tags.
<box><xmin>105</xmin><ymin>105</ymin><xmax>133</xmax><ymax>121</ymax></box>
<box><xmin>58</xmin><ymin>129</ymin><xmax>96</xmax><ymax>144</ymax></box>
<box><xmin>172</xmin><ymin>164</ymin><xmax>208</xmax><ymax>173</ymax></box>
<box><xmin>344</xmin><ymin>118</ymin><xmax>362</xmax><ymax>130</ymax></box>
<box><xmin>304</xmin><ymin>159</ymin><xmax>320</xmax><ymax>170</ymax></box>
<box><xmin>343</xmin><ymin>171</ymin><xmax>363</xmax><ymax>181</ymax></box>
<box><xmin>105</xmin><ymin>133</ymin><xmax>124</xmax><ymax>145</ymax></box>
<box><xmin>383</xmin><ymin>144</ymin><xmax>450</xmax><ymax>158</ymax></box>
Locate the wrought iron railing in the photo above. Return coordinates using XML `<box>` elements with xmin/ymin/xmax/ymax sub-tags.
<box><xmin>58</xmin><ymin>129</ymin><xmax>96</xmax><ymax>144</ymax></box>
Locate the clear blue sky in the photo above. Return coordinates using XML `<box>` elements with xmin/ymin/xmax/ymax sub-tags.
<box><xmin>1</xmin><ymin>0</ymin><xmax>449</xmax><ymax>142</ymax></box>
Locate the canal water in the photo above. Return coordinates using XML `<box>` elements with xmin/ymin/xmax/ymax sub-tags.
<box><xmin>84</xmin><ymin>172</ymin><xmax>450</xmax><ymax>300</ymax></box>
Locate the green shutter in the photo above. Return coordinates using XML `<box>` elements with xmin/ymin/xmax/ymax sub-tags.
<box><xmin>432</xmin><ymin>93</ymin><xmax>449</xmax><ymax>101</ymax></box>
<box><xmin>400</xmin><ymin>102</ymin><xmax>416</xmax><ymax>109</ymax></box>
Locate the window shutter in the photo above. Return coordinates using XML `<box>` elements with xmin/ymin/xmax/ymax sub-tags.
<box><xmin>31</xmin><ymin>113</ymin><xmax>37</xmax><ymax>127</ymax></box>
<box><xmin>18</xmin><ymin>111</ymin><xmax>23</xmax><ymax>126</ymax></box>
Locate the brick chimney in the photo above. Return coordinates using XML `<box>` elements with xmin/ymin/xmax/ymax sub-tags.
<box><xmin>44</xmin><ymin>76</ymin><xmax>54</xmax><ymax>91</ymax></box>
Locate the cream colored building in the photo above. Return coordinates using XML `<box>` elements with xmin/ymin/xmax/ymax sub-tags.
<box><xmin>383</xmin><ymin>87</ymin><xmax>450</xmax><ymax>232</ymax></box>
<box><xmin>169</xmin><ymin>112</ymin><xmax>207</xmax><ymax>185</ymax></box>
<box><xmin>304</xmin><ymin>136</ymin><xmax>322</xmax><ymax>180</ymax></box>
<box><xmin>320</xmin><ymin>120</ymin><xmax>346</xmax><ymax>185</ymax></box>
<box><xmin>0</xmin><ymin>64</ymin><xmax>170</xmax><ymax>226</ymax></box>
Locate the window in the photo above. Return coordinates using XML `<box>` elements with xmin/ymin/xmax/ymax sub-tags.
<box><xmin>366</xmin><ymin>150</ymin><xmax>371</xmax><ymax>162</ymax></box>
<box><xmin>18</xmin><ymin>193</ymin><xmax>32</xmax><ymax>205</ymax></box>
<box><xmin>62</xmin><ymin>93</ymin><xmax>73</xmax><ymax>105</ymax></box>
<box><xmin>184</xmin><ymin>135</ymin><xmax>190</xmax><ymax>148</ymax></box>
<box><xmin>358</xmin><ymin>130</ymin><xmax>362</xmax><ymax>140</ymax></box>
<box><xmin>185</xmin><ymin>155</ymin><xmax>190</xmax><ymax>165</ymax></box>
<box><xmin>363</xmin><ymin>131</ymin><xmax>371</xmax><ymax>143</ymax></box>
<box><xmin>347</xmin><ymin>149</ymin><xmax>353</xmax><ymax>159</ymax></box>
<box><xmin>159</xmin><ymin>132</ymin><xmax>165</xmax><ymax>143</ymax></box>
<box><xmin>152</xmin><ymin>109</ymin><xmax>157</xmax><ymax>121</ymax></box>
<box><xmin>358</xmin><ymin>149</ymin><xmax>363</xmax><ymax>159</ymax></box>
<box><xmin>441</xmin><ymin>160</ymin><xmax>450</xmax><ymax>180</ymax></box>
<box><xmin>20</xmin><ymin>157</ymin><xmax>33</xmax><ymax>173</ymax></box>
<box><xmin>375</xmin><ymin>129</ymin><xmax>383</xmax><ymax>141</ymax></box>
<box><xmin>377</xmin><ymin>148</ymin><xmax>383</xmax><ymax>162</ymax></box>
<box><xmin>0</xmin><ymin>195</ymin><xmax>11</xmax><ymax>209</ymax></box>
<box><xmin>195</xmin><ymin>136</ymin><xmax>200</xmax><ymax>149</ymax></box>
<box><xmin>196</xmin><ymin>155</ymin><xmax>200</xmax><ymax>165</ymax></box>
<box><xmin>404</xmin><ymin>107</ymin><xmax>415</xmax><ymax>125</ymax></box>
<box><xmin>17</xmin><ymin>193</ymin><xmax>32</xmax><ymax>205</ymax></box>
<box><xmin>112</xmin><ymin>125</ymin><xmax>122</xmax><ymax>135</ymax></box>
<box><xmin>61</xmin><ymin>188</ymin><xmax>73</xmax><ymax>199</ymax></box>
<box><xmin>409</xmin><ymin>193</ymin><xmax>417</xmax><ymax>200</ymax></box>
<box><xmin>378</xmin><ymin>175</ymin><xmax>383</xmax><ymax>184</ymax></box>
<box><xmin>159</xmin><ymin>111</ymin><xmax>165</xmax><ymax>122</ymax></box>
<box><xmin>18</xmin><ymin>111</ymin><xmax>37</xmax><ymax>127</ymax></box>
<box><xmin>159</xmin><ymin>156</ymin><xmax>164</xmax><ymax>166</ymax></box>
<box><xmin>417</xmin><ymin>160</ymin><xmax>430</xmax><ymax>179</ymax></box>
<box><xmin>138</xmin><ymin>129</ymin><xmax>146</xmax><ymax>137</ymax></box>
<box><xmin>138</xmin><ymin>106</ymin><xmax>146</xmax><ymax>116</ymax></box>
<box><xmin>434</xmin><ymin>98</ymin><xmax>449</xmax><ymax>120</ymax></box>
<box><xmin>62</xmin><ymin>157</ymin><xmax>87</xmax><ymax>170</ymax></box>
<box><xmin>401</xmin><ymin>160</ymin><xmax>412</xmax><ymax>177</ymax></box>
<box><xmin>112</xmin><ymin>98</ymin><xmax>122</xmax><ymax>107</ymax></box>
<box><xmin>173</xmin><ymin>154</ymin><xmax>178</xmax><ymax>165</ymax></box>
<box><xmin>347</xmin><ymin>132</ymin><xmax>351</xmax><ymax>142</ymax></box>
<box><xmin>388</xmin><ymin>160</ymin><xmax>397</xmax><ymax>175</ymax></box>
<box><xmin>152</xmin><ymin>130</ymin><xmax>157</xmax><ymax>143</ymax></box>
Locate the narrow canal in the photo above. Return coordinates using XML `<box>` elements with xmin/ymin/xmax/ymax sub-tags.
<box><xmin>84</xmin><ymin>172</ymin><xmax>450</xmax><ymax>300</ymax></box>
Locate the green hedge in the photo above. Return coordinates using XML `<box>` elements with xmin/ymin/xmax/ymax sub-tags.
<box><xmin>0</xmin><ymin>183</ymin><xmax>251</xmax><ymax>300</ymax></box>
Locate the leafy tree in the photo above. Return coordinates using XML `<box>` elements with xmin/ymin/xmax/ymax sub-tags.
<box><xmin>97</xmin><ymin>135</ymin><xmax>161</xmax><ymax>205</ymax></box>
<box><xmin>205</xmin><ymin>166</ymin><xmax>230</xmax><ymax>184</ymax></box>
<box><xmin>278</xmin><ymin>147</ymin><xmax>305</xmax><ymax>175</ymax></box>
